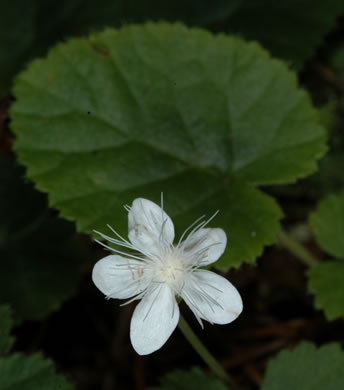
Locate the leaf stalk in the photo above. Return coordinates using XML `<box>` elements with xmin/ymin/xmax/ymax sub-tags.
<box><xmin>178</xmin><ymin>313</ymin><xmax>235</xmax><ymax>389</ymax></box>
<box><xmin>279</xmin><ymin>230</ymin><xmax>320</xmax><ymax>267</ymax></box>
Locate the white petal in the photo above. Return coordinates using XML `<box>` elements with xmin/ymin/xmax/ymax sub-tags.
<box><xmin>128</xmin><ymin>198</ymin><xmax>175</xmax><ymax>254</ymax></box>
<box><xmin>182</xmin><ymin>270</ymin><xmax>242</xmax><ymax>325</ymax></box>
<box><xmin>92</xmin><ymin>255</ymin><xmax>149</xmax><ymax>299</ymax></box>
<box><xmin>182</xmin><ymin>228</ymin><xmax>227</xmax><ymax>266</ymax></box>
<box><xmin>130</xmin><ymin>284</ymin><xmax>179</xmax><ymax>355</ymax></box>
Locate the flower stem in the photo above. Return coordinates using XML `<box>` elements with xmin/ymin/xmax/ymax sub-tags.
<box><xmin>178</xmin><ymin>314</ymin><xmax>234</xmax><ymax>388</ymax></box>
<box><xmin>279</xmin><ymin>230</ymin><xmax>320</xmax><ymax>267</ymax></box>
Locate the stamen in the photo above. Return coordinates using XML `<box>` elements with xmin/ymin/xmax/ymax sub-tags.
<box><xmin>176</xmin><ymin>214</ymin><xmax>205</xmax><ymax>248</ymax></box>
<box><xmin>143</xmin><ymin>285</ymin><xmax>162</xmax><ymax>321</ymax></box>
<box><xmin>171</xmin><ymin>302</ymin><xmax>175</xmax><ymax>318</ymax></box>
<box><xmin>182</xmin><ymin>210</ymin><xmax>217</xmax><ymax>245</ymax></box>
<box><xmin>192</xmin><ymin>242</ymin><xmax>223</xmax><ymax>267</ymax></box>
<box><xmin>94</xmin><ymin>239</ymin><xmax>146</xmax><ymax>262</ymax></box>
<box><xmin>141</xmin><ymin>200</ymin><xmax>155</xmax><ymax>232</ymax></box>
<box><xmin>158</xmin><ymin>193</ymin><xmax>173</xmax><ymax>249</ymax></box>
<box><xmin>203</xmin><ymin>210</ymin><xmax>219</xmax><ymax>227</ymax></box>
<box><xmin>159</xmin><ymin>217</ymin><xmax>168</xmax><ymax>244</ymax></box>
<box><xmin>150</xmin><ymin>280</ymin><xmax>165</xmax><ymax>284</ymax></box>
<box><xmin>197</xmin><ymin>291</ymin><xmax>215</xmax><ymax>313</ymax></box>
<box><xmin>94</xmin><ymin>229</ymin><xmax>158</xmax><ymax>263</ymax></box>
<box><xmin>196</xmin><ymin>279</ymin><xmax>224</xmax><ymax>294</ymax></box>
<box><xmin>108</xmin><ymin>264</ymin><xmax>143</xmax><ymax>271</ymax></box>
<box><xmin>95</xmin><ymin>230</ymin><xmax>136</xmax><ymax>251</ymax></box>
<box><xmin>120</xmin><ymin>290</ymin><xmax>147</xmax><ymax>306</ymax></box>
<box><xmin>106</xmin><ymin>278</ymin><xmax>145</xmax><ymax>299</ymax></box>
<box><xmin>160</xmin><ymin>192</ymin><xmax>164</xmax><ymax>214</ymax></box>
<box><xmin>106</xmin><ymin>224</ymin><xmax>131</xmax><ymax>245</ymax></box>
<box><xmin>182</xmin><ymin>290</ymin><xmax>204</xmax><ymax>328</ymax></box>
<box><xmin>197</xmin><ymin>285</ymin><xmax>224</xmax><ymax>311</ymax></box>
<box><xmin>180</xmin><ymin>219</ymin><xmax>208</xmax><ymax>247</ymax></box>
<box><xmin>195</xmin><ymin>242</ymin><xmax>221</xmax><ymax>256</ymax></box>
<box><xmin>187</xmin><ymin>210</ymin><xmax>220</xmax><ymax>243</ymax></box>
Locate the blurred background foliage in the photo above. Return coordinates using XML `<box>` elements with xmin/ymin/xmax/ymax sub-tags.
<box><xmin>1</xmin><ymin>0</ymin><xmax>344</xmax><ymax>96</ymax></box>
<box><xmin>0</xmin><ymin>155</ymin><xmax>91</xmax><ymax>323</ymax></box>
<box><xmin>1</xmin><ymin>1</ymin><xmax>344</xmax><ymax>389</ymax></box>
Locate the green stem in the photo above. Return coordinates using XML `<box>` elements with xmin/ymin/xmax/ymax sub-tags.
<box><xmin>279</xmin><ymin>230</ymin><xmax>320</xmax><ymax>267</ymax></box>
<box><xmin>178</xmin><ymin>314</ymin><xmax>234</xmax><ymax>388</ymax></box>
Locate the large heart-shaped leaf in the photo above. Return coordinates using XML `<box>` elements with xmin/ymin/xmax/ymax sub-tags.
<box><xmin>11</xmin><ymin>23</ymin><xmax>326</xmax><ymax>269</ymax></box>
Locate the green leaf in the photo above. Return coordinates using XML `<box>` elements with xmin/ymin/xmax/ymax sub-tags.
<box><xmin>262</xmin><ymin>342</ymin><xmax>344</xmax><ymax>390</ymax></box>
<box><xmin>0</xmin><ymin>353</ymin><xmax>74</xmax><ymax>390</ymax></box>
<box><xmin>304</xmin><ymin>100</ymin><xmax>344</xmax><ymax>198</ymax></box>
<box><xmin>308</xmin><ymin>261</ymin><xmax>344</xmax><ymax>320</ymax></box>
<box><xmin>149</xmin><ymin>367</ymin><xmax>227</xmax><ymax>390</ymax></box>
<box><xmin>0</xmin><ymin>299</ymin><xmax>74</xmax><ymax>389</ymax></box>
<box><xmin>0</xmin><ymin>154</ymin><xmax>90</xmax><ymax>322</ymax></box>
<box><xmin>0</xmin><ymin>305</ymin><xmax>14</xmax><ymax>357</ymax></box>
<box><xmin>11</xmin><ymin>23</ymin><xmax>326</xmax><ymax>269</ymax></box>
<box><xmin>310</xmin><ymin>190</ymin><xmax>344</xmax><ymax>259</ymax></box>
<box><xmin>308</xmin><ymin>192</ymin><xmax>344</xmax><ymax>320</ymax></box>
<box><xmin>172</xmin><ymin>180</ymin><xmax>282</xmax><ymax>269</ymax></box>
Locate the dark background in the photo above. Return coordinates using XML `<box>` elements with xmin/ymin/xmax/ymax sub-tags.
<box><xmin>1</xmin><ymin>1</ymin><xmax>344</xmax><ymax>389</ymax></box>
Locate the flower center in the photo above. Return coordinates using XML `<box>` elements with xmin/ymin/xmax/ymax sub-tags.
<box><xmin>156</xmin><ymin>253</ymin><xmax>186</xmax><ymax>293</ymax></box>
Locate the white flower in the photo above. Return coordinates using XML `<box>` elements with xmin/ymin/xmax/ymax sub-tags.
<box><xmin>92</xmin><ymin>197</ymin><xmax>243</xmax><ymax>355</ymax></box>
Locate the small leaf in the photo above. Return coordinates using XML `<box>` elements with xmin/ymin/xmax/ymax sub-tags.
<box><xmin>222</xmin><ymin>0</ymin><xmax>344</xmax><ymax>70</ymax></box>
<box><xmin>0</xmin><ymin>155</ymin><xmax>90</xmax><ymax>322</ymax></box>
<box><xmin>310</xmin><ymin>190</ymin><xmax>344</xmax><ymax>259</ymax></box>
<box><xmin>308</xmin><ymin>261</ymin><xmax>344</xmax><ymax>320</ymax></box>
<box><xmin>0</xmin><ymin>353</ymin><xmax>74</xmax><ymax>390</ymax></box>
<box><xmin>0</xmin><ymin>298</ymin><xmax>74</xmax><ymax>389</ymax></box>
<box><xmin>11</xmin><ymin>23</ymin><xmax>326</xmax><ymax>269</ymax></box>
<box><xmin>0</xmin><ymin>305</ymin><xmax>14</xmax><ymax>357</ymax></box>
<box><xmin>149</xmin><ymin>367</ymin><xmax>227</xmax><ymax>390</ymax></box>
<box><xmin>262</xmin><ymin>342</ymin><xmax>344</xmax><ymax>390</ymax></box>
<box><xmin>308</xmin><ymin>192</ymin><xmax>344</xmax><ymax>320</ymax></box>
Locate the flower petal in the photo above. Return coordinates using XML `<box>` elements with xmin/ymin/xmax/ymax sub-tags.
<box><xmin>182</xmin><ymin>270</ymin><xmax>242</xmax><ymax>325</ymax></box>
<box><xmin>128</xmin><ymin>198</ymin><xmax>175</xmax><ymax>254</ymax></box>
<box><xmin>92</xmin><ymin>255</ymin><xmax>149</xmax><ymax>299</ymax></box>
<box><xmin>130</xmin><ymin>284</ymin><xmax>179</xmax><ymax>355</ymax></box>
<box><xmin>183</xmin><ymin>228</ymin><xmax>227</xmax><ymax>266</ymax></box>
